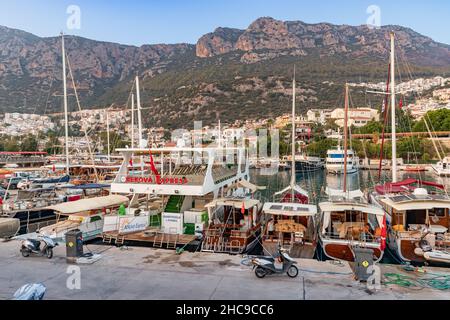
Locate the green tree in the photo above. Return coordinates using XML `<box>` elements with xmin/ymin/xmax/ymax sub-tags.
<box><xmin>20</xmin><ymin>135</ymin><xmax>38</xmax><ymax>151</ymax></box>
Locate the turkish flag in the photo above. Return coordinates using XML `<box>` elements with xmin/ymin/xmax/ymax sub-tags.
<box><xmin>399</xmin><ymin>98</ymin><xmax>403</xmax><ymax>110</ymax></box>
<box><xmin>241</xmin><ymin>202</ymin><xmax>245</xmax><ymax>214</ymax></box>
<box><xmin>52</xmin><ymin>164</ymin><xmax>56</xmax><ymax>172</ymax></box>
<box><xmin>380</xmin><ymin>214</ymin><xmax>387</xmax><ymax>251</ymax></box>
<box><xmin>0</xmin><ymin>197</ymin><xmax>3</xmax><ymax>205</ymax></box>
<box><xmin>129</xmin><ymin>158</ymin><xmax>133</xmax><ymax>167</ymax></box>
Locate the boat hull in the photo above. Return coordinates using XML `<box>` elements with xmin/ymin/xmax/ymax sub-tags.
<box><xmin>295</xmin><ymin>160</ymin><xmax>324</xmax><ymax>173</ymax></box>
<box><xmin>6</xmin><ymin>209</ymin><xmax>58</xmax><ymax>235</ymax></box>
<box><xmin>320</xmin><ymin>238</ymin><xmax>383</xmax><ymax>262</ymax></box>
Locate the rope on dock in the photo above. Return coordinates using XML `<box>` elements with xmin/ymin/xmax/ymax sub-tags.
<box><xmin>383</xmin><ymin>273</ymin><xmax>450</xmax><ymax>291</ymax></box>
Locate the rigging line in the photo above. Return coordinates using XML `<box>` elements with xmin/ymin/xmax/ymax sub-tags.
<box><xmin>397</xmin><ymin>46</ymin><xmax>448</xmax><ymax>193</ymax></box>
<box><xmin>65</xmin><ymin>52</ymin><xmax>99</xmax><ymax>182</ymax></box>
<box><xmin>395</xmin><ymin>49</ymin><xmax>422</xmax><ymax>172</ymax></box>
<box><xmin>396</xmin><ymin>35</ymin><xmax>447</xmax><ymax>162</ymax></box>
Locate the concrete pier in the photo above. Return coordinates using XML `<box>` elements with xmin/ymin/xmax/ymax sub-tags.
<box><xmin>0</xmin><ymin>240</ymin><xmax>449</xmax><ymax>300</ymax></box>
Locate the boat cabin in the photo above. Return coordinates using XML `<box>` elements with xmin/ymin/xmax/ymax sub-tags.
<box><xmin>320</xmin><ymin>201</ymin><xmax>384</xmax><ymax>243</ymax></box>
<box><xmin>262</xmin><ymin>202</ymin><xmax>317</xmax><ymax>258</ymax></box>
<box><xmin>378</xmin><ymin>192</ymin><xmax>450</xmax><ymax>248</ymax></box>
<box><xmin>202</xmin><ymin>197</ymin><xmax>262</xmax><ymax>254</ymax></box>
<box><xmin>39</xmin><ymin>195</ymin><xmax>129</xmax><ymax>241</ymax></box>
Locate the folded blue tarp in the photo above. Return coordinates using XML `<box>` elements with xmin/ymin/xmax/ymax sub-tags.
<box><xmin>13</xmin><ymin>283</ymin><xmax>46</xmax><ymax>300</ymax></box>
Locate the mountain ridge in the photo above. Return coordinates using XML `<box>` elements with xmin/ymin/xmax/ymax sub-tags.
<box><xmin>1</xmin><ymin>17</ymin><xmax>449</xmax><ymax>129</ymax></box>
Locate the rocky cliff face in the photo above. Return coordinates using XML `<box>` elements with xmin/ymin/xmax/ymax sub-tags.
<box><xmin>0</xmin><ymin>25</ymin><xmax>193</xmax><ymax>112</ymax></box>
<box><xmin>195</xmin><ymin>17</ymin><xmax>450</xmax><ymax>67</ymax></box>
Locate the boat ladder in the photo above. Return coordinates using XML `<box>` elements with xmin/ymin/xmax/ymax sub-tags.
<box><xmin>115</xmin><ymin>235</ymin><xmax>126</xmax><ymax>246</ymax></box>
<box><xmin>153</xmin><ymin>232</ymin><xmax>164</xmax><ymax>248</ymax></box>
<box><xmin>166</xmin><ymin>234</ymin><xmax>179</xmax><ymax>249</ymax></box>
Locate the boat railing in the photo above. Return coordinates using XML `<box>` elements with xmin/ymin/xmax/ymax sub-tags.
<box><xmin>322</xmin><ymin>231</ymin><xmax>380</xmax><ymax>243</ymax></box>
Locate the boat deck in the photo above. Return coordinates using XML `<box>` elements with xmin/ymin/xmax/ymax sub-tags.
<box><xmin>102</xmin><ymin>228</ymin><xmax>197</xmax><ymax>249</ymax></box>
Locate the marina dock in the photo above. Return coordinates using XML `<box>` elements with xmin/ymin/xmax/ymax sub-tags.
<box><xmin>0</xmin><ymin>240</ymin><xmax>449</xmax><ymax>300</ymax></box>
<box><xmin>102</xmin><ymin>229</ymin><xmax>198</xmax><ymax>248</ymax></box>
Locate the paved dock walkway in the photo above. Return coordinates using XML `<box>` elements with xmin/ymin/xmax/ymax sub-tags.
<box><xmin>0</xmin><ymin>240</ymin><xmax>449</xmax><ymax>300</ymax></box>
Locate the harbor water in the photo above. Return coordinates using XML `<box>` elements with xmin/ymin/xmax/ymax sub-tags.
<box><xmin>250</xmin><ymin>168</ymin><xmax>450</xmax><ymax>205</ymax></box>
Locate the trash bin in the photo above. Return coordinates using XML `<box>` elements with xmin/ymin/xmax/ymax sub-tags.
<box><xmin>65</xmin><ymin>229</ymin><xmax>83</xmax><ymax>264</ymax></box>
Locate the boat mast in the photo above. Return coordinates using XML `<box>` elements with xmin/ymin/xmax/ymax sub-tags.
<box><xmin>135</xmin><ymin>76</ymin><xmax>144</xmax><ymax>172</ymax></box>
<box><xmin>135</xmin><ymin>76</ymin><xmax>143</xmax><ymax>148</ymax></box>
<box><xmin>61</xmin><ymin>33</ymin><xmax>70</xmax><ymax>176</ymax></box>
<box><xmin>390</xmin><ymin>32</ymin><xmax>397</xmax><ymax>183</ymax></box>
<box><xmin>343</xmin><ymin>83</ymin><xmax>349</xmax><ymax>193</ymax></box>
<box><xmin>290</xmin><ymin>68</ymin><xmax>296</xmax><ymax>199</ymax></box>
<box><xmin>106</xmin><ymin>110</ymin><xmax>110</xmax><ymax>162</ymax></box>
<box><xmin>131</xmin><ymin>93</ymin><xmax>135</xmax><ymax>149</ymax></box>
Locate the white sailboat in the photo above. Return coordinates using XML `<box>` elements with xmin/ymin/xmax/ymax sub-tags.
<box><xmin>262</xmin><ymin>71</ymin><xmax>318</xmax><ymax>258</ymax></box>
<box><xmin>319</xmin><ymin>84</ymin><xmax>386</xmax><ymax>262</ymax></box>
<box><xmin>370</xmin><ymin>32</ymin><xmax>450</xmax><ymax>266</ymax></box>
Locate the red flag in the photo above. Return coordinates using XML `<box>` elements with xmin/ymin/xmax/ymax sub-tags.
<box><xmin>380</xmin><ymin>214</ymin><xmax>387</xmax><ymax>251</ymax></box>
<box><xmin>0</xmin><ymin>197</ymin><xmax>3</xmax><ymax>205</ymax></box>
<box><xmin>399</xmin><ymin>98</ymin><xmax>403</xmax><ymax>110</ymax></box>
<box><xmin>241</xmin><ymin>202</ymin><xmax>245</xmax><ymax>214</ymax></box>
<box><xmin>129</xmin><ymin>158</ymin><xmax>133</xmax><ymax>167</ymax></box>
<box><xmin>52</xmin><ymin>164</ymin><xmax>56</xmax><ymax>172</ymax></box>
<box><xmin>148</xmin><ymin>151</ymin><xmax>161</xmax><ymax>183</ymax></box>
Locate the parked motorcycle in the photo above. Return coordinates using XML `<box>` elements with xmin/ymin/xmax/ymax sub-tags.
<box><xmin>251</xmin><ymin>246</ymin><xmax>299</xmax><ymax>278</ymax></box>
<box><xmin>20</xmin><ymin>236</ymin><xmax>58</xmax><ymax>259</ymax></box>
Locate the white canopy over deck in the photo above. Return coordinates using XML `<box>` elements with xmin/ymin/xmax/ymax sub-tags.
<box><xmin>319</xmin><ymin>202</ymin><xmax>385</xmax><ymax>234</ymax></box>
<box><xmin>325</xmin><ymin>187</ymin><xmax>364</xmax><ymax>200</ymax></box>
<box><xmin>46</xmin><ymin>195</ymin><xmax>129</xmax><ymax>215</ymax></box>
<box><xmin>274</xmin><ymin>184</ymin><xmax>309</xmax><ymax>198</ymax></box>
<box><xmin>378</xmin><ymin>198</ymin><xmax>450</xmax><ymax>212</ymax></box>
<box><xmin>205</xmin><ymin>198</ymin><xmax>260</xmax><ymax>210</ymax></box>
<box><xmin>263</xmin><ymin>202</ymin><xmax>317</xmax><ymax>217</ymax></box>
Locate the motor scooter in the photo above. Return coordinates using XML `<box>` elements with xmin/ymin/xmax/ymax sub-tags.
<box><xmin>251</xmin><ymin>246</ymin><xmax>298</xmax><ymax>278</ymax></box>
<box><xmin>20</xmin><ymin>236</ymin><xmax>58</xmax><ymax>259</ymax></box>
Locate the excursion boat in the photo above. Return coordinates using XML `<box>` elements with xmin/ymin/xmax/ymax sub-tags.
<box><xmin>403</xmin><ymin>165</ymin><xmax>427</xmax><ymax>173</ymax></box>
<box><xmin>202</xmin><ymin>196</ymin><xmax>263</xmax><ymax>254</ymax></box>
<box><xmin>294</xmin><ymin>155</ymin><xmax>324</xmax><ymax>173</ymax></box>
<box><xmin>261</xmin><ymin>73</ymin><xmax>319</xmax><ymax>259</ymax></box>
<box><xmin>38</xmin><ymin>195</ymin><xmax>129</xmax><ymax>242</ymax></box>
<box><xmin>325</xmin><ymin>147</ymin><xmax>359</xmax><ymax>175</ymax></box>
<box><xmin>109</xmin><ymin>145</ymin><xmax>262</xmax><ymax>251</ymax></box>
<box><xmin>370</xmin><ymin>179</ymin><xmax>450</xmax><ymax>265</ymax></box>
<box><xmin>319</xmin><ymin>84</ymin><xmax>385</xmax><ymax>262</ymax></box>
<box><xmin>431</xmin><ymin>157</ymin><xmax>450</xmax><ymax>176</ymax></box>
<box><xmin>257</xmin><ymin>158</ymin><xmax>279</xmax><ymax>176</ymax></box>
<box><xmin>319</xmin><ymin>188</ymin><xmax>386</xmax><ymax>262</ymax></box>
<box><xmin>369</xmin><ymin>33</ymin><xmax>450</xmax><ymax>266</ymax></box>
<box><xmin>1</xmin><ymin>188</ymin><xmax>71</xmax><ymax>234</ymax></box>
<box><xmin>1</xmin><ymin>184</ymin><xmax>110</xmax><ymax>235</ymax></box>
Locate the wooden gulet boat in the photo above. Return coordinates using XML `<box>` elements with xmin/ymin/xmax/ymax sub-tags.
<box><xmin>370</xmin><ymin>33</ymin><xmax>450</xmax><ymax>266</ymax></box>
<box><xmin>261</xmin><ymin>71</ymin><xmax>320</xmax><ymax>259</ymax></box>
<box><xmin>318</xmin><ymin>84</ymin><xmax>386</xmax><ymax>262</ymax></box>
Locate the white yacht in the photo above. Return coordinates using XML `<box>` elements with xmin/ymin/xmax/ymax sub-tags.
<box><xmin>325</xmin><ymin>146</ymin><xmax>359</xmax><ymax>174</ymax></box>
<box><xmin>432</xmin><ymin>157</ymin><xmax>450</xmax><ymax>177</ymax></box>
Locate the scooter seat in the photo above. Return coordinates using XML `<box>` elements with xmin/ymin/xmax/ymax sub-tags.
<box><xmin>28</xmin><ymin>239</ymin><xmax>41</xmax><ymax>249</ymax></box>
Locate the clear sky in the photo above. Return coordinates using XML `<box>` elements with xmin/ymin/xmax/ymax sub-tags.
<box><xmin>1</xmin><ymin>0</ymin><xmax>449</xmax><ymax>46</ymax></box>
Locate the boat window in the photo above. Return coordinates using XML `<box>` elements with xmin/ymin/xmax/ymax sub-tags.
<box><xmin>90</xmin><ymin>216</ymin><xmax>102</xmax><ymax>223</ymax></box>
<box><xmin>405</xmin><ymin>210</ymin><xmax>427</xmax><ymax>226</ymax></box>
<box><xmin>429</xmin><ymin>208</ymin><xmax>446</xmax><ymax>217</ymax></box>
